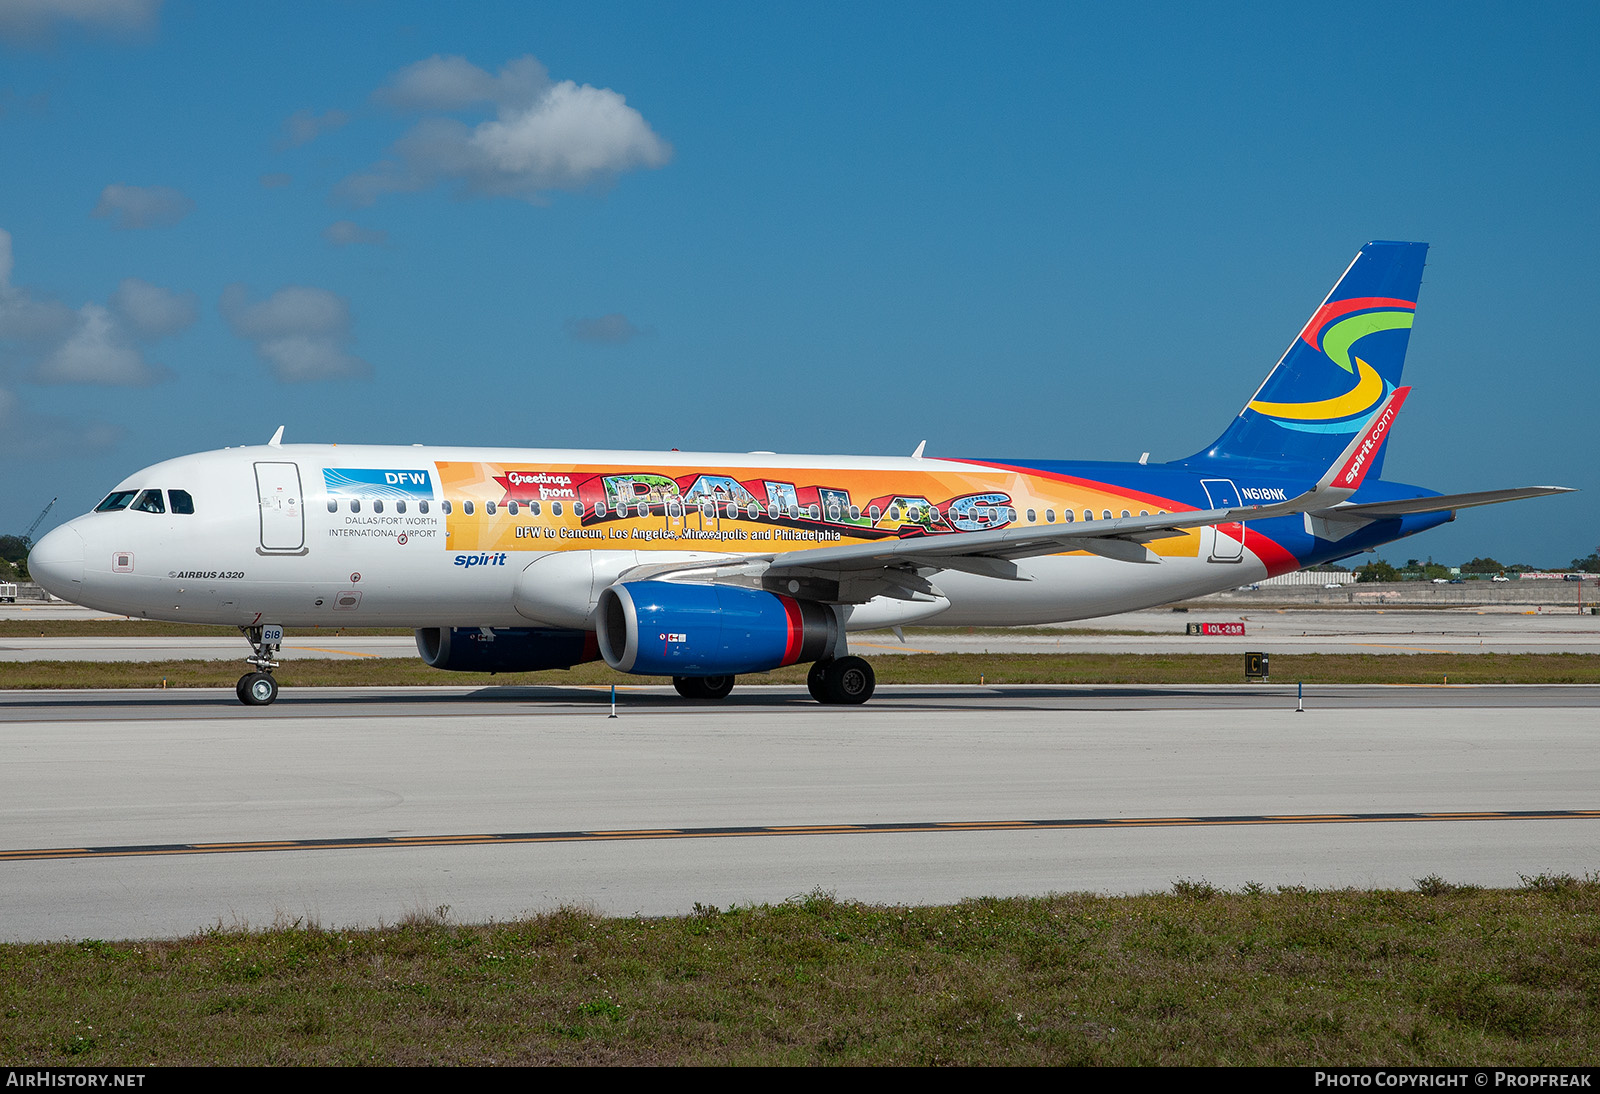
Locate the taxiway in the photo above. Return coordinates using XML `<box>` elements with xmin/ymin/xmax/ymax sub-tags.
<box><xmin>1</xmin><ymin>684</ymin><xmax>1595</xmax><ymax>942</ymax></box>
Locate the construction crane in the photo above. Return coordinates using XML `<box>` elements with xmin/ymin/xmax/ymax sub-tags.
<box><xmin>23</xmin><ymin>497</ymin><xmax>57</xmax><ymax>548</ymax></box>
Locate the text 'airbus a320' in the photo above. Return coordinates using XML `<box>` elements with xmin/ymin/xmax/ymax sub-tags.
<box><xmin>29</xmin><ymin>242</ymin><xmax>1571</xmax><ymax>705</ymax></box>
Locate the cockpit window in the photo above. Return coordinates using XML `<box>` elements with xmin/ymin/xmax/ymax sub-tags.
<box><xmin>95</xmin><ymin>490</ymin><xmax>138</xmax><ymax>512</ymax></box>
<box><xmin>168</xmin><ymin>490</ymin><xmax>194</xmax><ymax>515</ymax></box>
<box><xmin>131</xmin><ymin>489</ymin><xmax>166</xmax><ymax>514</ymax></box>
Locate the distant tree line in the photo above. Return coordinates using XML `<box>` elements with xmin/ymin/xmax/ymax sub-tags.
<box><xmin>0</xmin><ymin>535</ymin><xmax>28</xmax><ymax>582</ymax></box>
<box><xmin>1354</xmin><ymin>547</ymin><xmax>1600</xmax><ymax>583</ymax></box>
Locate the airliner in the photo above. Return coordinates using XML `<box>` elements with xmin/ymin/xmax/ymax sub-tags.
<box><xmin>28</xmin><ymin>242</ymin><xmax>1570</xmax><ymax>705</ymax></box>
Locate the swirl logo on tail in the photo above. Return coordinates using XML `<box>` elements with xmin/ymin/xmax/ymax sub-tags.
<box><xmin>1248</xmin><ymin>297</ymin><xmax>1415</xmax><ymax>433</ymax></box>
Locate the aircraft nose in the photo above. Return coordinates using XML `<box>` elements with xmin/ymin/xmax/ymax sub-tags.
<box><xmin>28</xmin><ymin>524</ymin><xmax>85</xmax><ymax>599</ymax></box>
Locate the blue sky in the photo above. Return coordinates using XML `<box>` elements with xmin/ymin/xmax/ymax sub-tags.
<box><xmin>1</xmin><ymin>1</ymin><xmax>1595</xmax><ymax>566</ymax></box>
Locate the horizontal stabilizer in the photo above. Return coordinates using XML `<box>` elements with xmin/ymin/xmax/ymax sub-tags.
<box><xmin>1318</xmin><ymin>486</ymin><xmax>1574</xmax><ymax>519</ymax></box>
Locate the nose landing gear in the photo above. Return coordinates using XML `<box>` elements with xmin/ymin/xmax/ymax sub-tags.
<box><xmin>236</xmin><ymin>624</ymin><xmax>283</xmax><ymax>706</ymax></box>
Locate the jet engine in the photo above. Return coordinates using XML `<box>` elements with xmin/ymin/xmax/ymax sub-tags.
<box><xmin>596</xmin><ymin>581</ymin><xmax>839</xmax><ymax>676</ymax></box>
<box><xmin>414</xmin><ymin>626</ymin><xmax>599</xmax><ymax>673</ymax></box>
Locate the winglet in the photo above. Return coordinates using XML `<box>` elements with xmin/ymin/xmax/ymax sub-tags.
<box><xmin>1317</xmin><ymin>385</ymin><xmax>1409</xmax><ymax>496</ymax></box>
<box><xmin>911</xmin><ymin>440</ymin><xmax>926</xmax><ymax>460</ymax></box>
<box><xmin>268</xmin><ymin>426</ymin><xmax>285</xmax><ymax>447</ymax></box>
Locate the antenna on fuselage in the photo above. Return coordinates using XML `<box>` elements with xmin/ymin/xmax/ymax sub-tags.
<box><xmin>268</xmin><ymin>426</ymin><xmax>285</xmax><ymax>447</ymax></box>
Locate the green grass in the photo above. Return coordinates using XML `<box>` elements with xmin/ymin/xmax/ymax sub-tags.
<box><xmin>2</xmin><ymin>879</ymin><xmax>1597</xmax><ymax>1065</ymax></box>
<box><xmin>5</xmin><ymin>652</ymin><xmax>1600</xmax><ymax>690</ymax></box>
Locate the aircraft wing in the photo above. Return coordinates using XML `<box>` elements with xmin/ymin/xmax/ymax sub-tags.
<box><xmin>615</xmin><ymin>388</ymin><xmax>1571</xmax><ymax>599</ymax></box>
<box><xmin>757</xmin><ymin>385</ymin><xmax>1418</xmax><ymax>582</ymax></box>
<box><xmin>618</xmin><ymin>387</ymin><xmax>1434</xmax><ymax>598</ymax></box>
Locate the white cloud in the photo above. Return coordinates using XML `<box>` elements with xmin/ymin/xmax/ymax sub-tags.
<box><xmin>374</xmin><ymin>54</ymin><xmax>549</xmax><ymax>112</ymax></box>
<box><xmin>111</xmin><ymin>277</ymin><xmax>197</xmax><ymax>338</ymax></box>
<box><xmin>91</xmin><ymin>183</ymin><xmax>193</xmax><ymax>229</ymax></box>
<box><xmin>220</xmin><ymin>283</ymin><xmax>372</xmax><ymax>383</ymax></box>
<box><xmin>278</xmin><ymin>108</ymin><xmax>349</xmax><ymax>149</ymax></box>
<box><xmin>323</xmin><ymin>220</ymin><xmax>387</xmax><ymax>248</ymax></box>
<box><xmin>0</xmin><ymin>0</ymin><xmax>160</xmax><ymax>43</ymax></box>
<box><xmin>1</xmin><ymin>229</ymin><xmax>185</xmax><ymax>388</ymax></box>
<box><xmin>0</xmin><ymin>228</ymin><xmax>73</xmax><ymax>341</ymax></box>
<box><xmin>565</xmin><ymin>313</ymin><xmax>645</xmax><ymax>344</ymax></box>
<box><xmin>343</xmin><ymin>54</ymin><xmax>671</xmax><ymax>205</ymax></box>
<box><xmin>32</xmin><ymin>303</ymin><xmax>168</xmax><ymax>385</ymax></box>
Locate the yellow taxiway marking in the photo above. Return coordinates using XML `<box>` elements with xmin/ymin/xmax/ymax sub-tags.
<box><xmin>3</xmin><ymin>811</ymin><xmax>1595</xmax><ymax>863</ymax></box>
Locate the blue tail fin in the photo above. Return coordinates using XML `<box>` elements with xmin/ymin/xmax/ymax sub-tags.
<box><xmin>1179</xmin><ymin>241</ymin><xmax>1428</xmax><ymax>477</ymax></box>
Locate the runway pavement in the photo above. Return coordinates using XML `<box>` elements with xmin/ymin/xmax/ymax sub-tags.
<box><xmin>1</xmin><ymin>684</ymin><xmax>1596</xmax><ymax>942</ymax></box>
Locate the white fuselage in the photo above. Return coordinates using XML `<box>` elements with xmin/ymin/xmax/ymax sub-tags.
<box><xmin>31</xmin><ymin>443</ymin><xmax>1272</xmax><ymax>631</ymax></box>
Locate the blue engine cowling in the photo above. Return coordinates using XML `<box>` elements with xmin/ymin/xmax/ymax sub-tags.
<box><xmin>414</xmin><ymin>627</ymin><xmax>599</xmax><ymax>673</ymax></box>
<box><xmin>596</xmin><ymin>581</ymin><xmax>839</xmax><ymax>676</ymax></box>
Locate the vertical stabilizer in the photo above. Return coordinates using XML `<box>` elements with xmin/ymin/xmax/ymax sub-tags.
<box><xmin>1179</xmin><ymin>241</ymin><xmax>1428</xmax><ymax>477</ymax></box>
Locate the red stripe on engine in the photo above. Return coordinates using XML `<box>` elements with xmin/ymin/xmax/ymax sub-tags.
<box><xmin>779</xmin><ymin>594</ymin><xmax>804</xmax><ymax>665</ymax></box>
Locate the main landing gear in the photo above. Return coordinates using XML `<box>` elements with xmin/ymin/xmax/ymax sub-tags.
<box><xmin>236</xmin><ymin>624</ymin><xmax>282</xmax><ymax>706</ymax></box>
<box><xmin>807</xmin><ymin>656</ymin><xmax>875</xmax><ymax>705</ymax></box>
<box><xmin>669</xmin><ymin>657</ymin><xmax>876</xmax><ymax>705</ymax></box>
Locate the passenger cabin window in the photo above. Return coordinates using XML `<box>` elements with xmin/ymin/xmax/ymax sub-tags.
<box><xmin>419</xmin><ymin>500</ymin><xmax>429</xmax><ymax>514</ymax></box>
<box><xmin>1045</xmin><ymin>509</ymin><xmax>1055</xmax><ymax>523</ymax></box>
<box><xmin>1026</xmin><ymin>509</ymin><xmax>1037</xmax><ymax>523</ymax></box>
<box><xmin>1084</xmin><ymin>510</ymin><xmax>1093</xmax><ymax>522</ymax></box>
<box><xmin>373</xmin><ymin>500</ymin><xmax>385</xmax><ymax>514</ymax></box>
<box><xmin>396</xmin><ymin>501</ymin><xmax>407</xmax><ymax>514</ymax></box>
<box><xmin>485</xmin><ymin>501</ymin><xmax>496</xmax><ymax>515</ymax></box>
<box><xmin>351</xmin><ymin>499</ymin><xmax>361</xmax><ymax>513</ymax></box>
<box><xmin>132</xmin><ymin>489</ymin><xmax>165</xmax><ymax>514</ymax></box>
<box><xmin>327</xmin><ymin>500</ymin><xmax>338</xmax><ymax>513</ymax></box>
<box><xmin>1121</xmin><ymin>510</ymin><xmax>1130</xmax><ymax>519</ymax></box>
<box><xmin>508</xmin><ymin>501</ymin><xmax>518</xmax><ymax>515</ymax></box>
<box><xmin>575</xmin><ymin>502</ymin><xmax>586</xmax><ymax>518</ymax></box>
<box><xmin>849</xmin><ymin>505</ymin><xmax>861</xmax><ymax>521</ymax></box>
<box><xmin>530</xmin><ymin>501</ymin><xmax>541</xmax><ymax>516</ymax></box>
<box><xmin>96</xmin><ymin>491</ymin><xmax>137</xmax><ymax>512</ymax></box>
<box><xmin>441</xmin><ymin>500</ymin><xmax>452</xmax><ymax>514</ymax></box>
<box><xmin>463</xmin><ymin>501</ymin><xmax>474</xmax><ymax>515</ymax></box>
<box><xmin>1103</xmin><ymin>510</ymin><xmax>1113</xmax><ymax>520</ymax></box>
<box><xmin>1064</xmin><ymin>510</ymin><xmax>1073</xmax><ymax>522</ymax></box>
<box><xmin>552</xmin><ymin>502</ymin><xmax>563</xmax><ymax>516</ymax></box>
